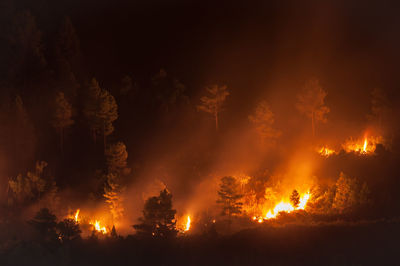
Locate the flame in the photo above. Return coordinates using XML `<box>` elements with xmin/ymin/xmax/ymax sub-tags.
<box><xmin>74</xmin><ymin>209</ymin><xmax>80</xmax><ymax>223</ymax></box>
<box><xmin>342</xmin><ymin>135</ymin><xmax>383</xmax><ymax>155</ymax></box>
<box><xmin>363</xmin><ymin>138</ymin><xmax>368</xmax><ymax>153</ymax></box>
<box><xmin>318</xmin><ymin>146</ymin><xmax>335</xmax><ymax>157</ymax></box>
<box><xmin>184</xmin><ymin>215</ymin><xmax>191</xmax><ymax>231</ymax></box>
<box><xmin>256</xmin><ymin>191</ymin><xmax>311</xmax><ymax>221</ymax></box>
<box><xmin>90</xmin><ymin>220</ymin><xmax>107</xmax><ymax>234</ymax></box>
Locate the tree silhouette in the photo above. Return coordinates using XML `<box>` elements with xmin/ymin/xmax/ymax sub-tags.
<box><xmin>105</xmin><ymin>142</ymin><xmax>129</xmax><ymax>175</ymax></box>
<box><xmin>54</xmin><ymin>16</ymin><xmax>81</xmax><ymax>97</ymax></box>
<box><xmin>198</xmin><ymin>85</ymin><xmax>229</xmax><ymax>131</ymax></box>
<box><xmin>133</xmin><ymin>189</ymin><xmax>177</xmax><ymax>239</ymax></box>
<box><xmin>290</xmin><ymin>189</ymin><xmax>300</xmax><ymax>208</ymax></box>
<box><xmin>249</xmin><ymin>101</ymin><xmax>281</xmax><ymax>143</ymax></box>
<box><xmin>151</xmin><ymin>69</ymin><xmax>188</xmax><ymax>112</ymax></box>
<box><xmin>83</xmin><ymin>78</ymin><xmax>118</xmax><ymax>150</ymax></box>
<box><xmin>296</xmin><ymin>79</ymin><xmax>329</xmax><ymax>137</ymax></box>
<box><xmin>52</xmin><ymin>92</ymin><xmax>74</xmax><ymax>154</ymax></box>
<box><xmin>103</xmin><ymin>173</ymin><xmax>125</xmax><ymax>222</ymax></box>
<box><xmin>7</xmin><ymin>11</ymin><xmax>46</xmax><ymax>87</ymax></box>
<box><xmin>28</xmin><ymin>208</ymin><xmax>58</xmax><ymax>244</ymax></box>
<box><xmin>217</xmin><ymin>176</ymin><xmax>243</xmax><ymax>222</ymax></box>
<box><xmin>57</xmin><ymin>218</ymin><xmax>81</xmax><ymax>242</ymax></box>
<box><xmin>8</xmin><ymin>161</ymin><xmax>57</xmax><ymax>207</ymax></box>
<box><xmin>367</xmin><ymin>88</ymin><xmax>390</xmax><ymax>132</ymax></box>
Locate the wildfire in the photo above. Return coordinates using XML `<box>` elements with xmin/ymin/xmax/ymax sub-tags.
<box><xmin>254</xmin><ymin>191</ymin><xmax>311</xmax><ymax>222</ymax></box>
<box><xmin>343</xmin><ymin>135</ymin><xmax>382</xmax><ymax>155</ymax></box>
<box><xmin>318</xmin><ymin>146</ymin><xmax>336</xmax><ymax>157</ymax></box>
<box><xmin>90</xmin><ymin>220</ymin><xmax>108</xmax><ymax>234</ymax></box>
<box><xmin>74</xmin><ymin>209</ymin><xmax>80</xmax><ymax>223</ymax></box>
<box><xmin>185</xmin><ymin>215</ymin><xmax>191</xmax><ymax>231</ymax></box>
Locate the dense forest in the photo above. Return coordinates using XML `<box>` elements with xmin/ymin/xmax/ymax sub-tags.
<box><xmin>1</xmin><ymin>1</ymin><xmax>400</xmax><ymax>265</ymax></box>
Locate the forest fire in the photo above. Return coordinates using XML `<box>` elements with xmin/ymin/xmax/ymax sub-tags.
<box><xmin>318</xmin><ymin>146</ymin><xmax>336</xmax><ymax>157</ymax></box>
<box><xmin>90</xmin><ymin>220</ymin><xmax>108</xmax><ymax>234</ymax></box>
<box><xmin>2</xmin><ymin>2</ymin><xmax>399</xmax><ymax>264</ymax></box>
<box><xmin>342</xmin><ymin>135</ymin><xmax>383</xmax><ymax>155</ymax></box>
<box><xmin>185</xmin><ymin>216</ymin><xmax>191</xmax><ymax>231</ymax></box>
<box><xmin>252</xmin><ymin>191</ymin><xmax>311</xmax><ymax>222</ymax></box>
<box><xmin>74</xmin><ymin>209</ymin><xmax>80</xmax><ymax>223</ymax></box>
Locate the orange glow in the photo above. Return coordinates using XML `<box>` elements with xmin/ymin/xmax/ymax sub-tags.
<box><xmin>184</xmin><ymin>215</ymin><xmax>191</xmax><ymax>231</ymax></box>
<box><xmin>74</xmin><ymin>209</ymin><xmax>80</xmax><ymax>223</ymax></box>
<box><xmin>318</xmin><ymin>146</ymin><xmax>336</xmax><ymax>157</ymax></box>
<box><xmin>342</xmin><ymin>135</ymin><xmax>382</xmax><ymax>155</ymax></box>
<box><xmin>90</xmin><ymin>220</ymin><xmax>108</xmax><ymax>234</ymax></box>
<box><xmin>251</xmin><ymin>191</ymin><xmax>311</xmax><ymax>221</ymax></box>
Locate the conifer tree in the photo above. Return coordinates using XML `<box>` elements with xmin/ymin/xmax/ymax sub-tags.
<box><xmin>296</xmin><ymin>79</ymin><xmax>329</xmax><ymax>137</ymax></box>
<box><xmin>133</xmin><ymin>189</ymin><xmax>177</xmax><ymax>238</ymax></box>
<box><xmin>217</xmin><ymin>176</ymin><xmax>243</xmax><ymax>219</ymax></box>
<box><xmin>249</xmin><ymin>101</ymin><xmax>281</xmax><ymax>143</ymax></box>
<box><xmin>52</xmin><ymin>91</ymin><xmax>74</xmax><ymax>153</ymax></box>
<box><xmin>83</xmin><ymin>78</ymin><xmax>118</xmax><ymax>150</ymax></box>
<box><xmin>198</xmin><ymin>85</ymin><xmax>229</xmax><ymax>131</ymax></box>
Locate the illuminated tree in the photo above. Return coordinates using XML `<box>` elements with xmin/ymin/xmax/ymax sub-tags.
<box><xmin>248</xmin><ymin>101</ymin><xmax>281</xmax><ymax>143</ymax></box>
<box><xmin>103</xmin><ymin>173</ymin><xmax>125</xmax><ymax>222</ymax></box>
<box><xmin>8</xmin><ymin>161</ymin><xmax>49</xmax><ymax>206</ymax></box>
<box><xmin>151</xmin><ymin>69</ymin><xmax>188</xmax><ymax>112</ymax></box>
<box><xmin>296</xmin><ymin>79</ymin><xmax>329</xmax><ymax>137</ymax></box>
<box><xmin>83</xmin><ymin>78</ymin><xmax>118</xmax><ymax>150</ymax></box>
<box><xmin>290</xmin><ymin>189</ymin><xmax>300</xmax><ymax>208</ymax></box>
<box><xmin>217</xmin><ymin>176</ymin><xmax>243</xmax><ymax>219</ymax></box>
<box><xmin>57</xmin><ymin>218</ymin><xmax>81</xmax><ymax>242</ymax></box>
<box><xmin>52</xmin><ymin>92</ymin><xmax>74</xmax><ymax>153</ymax></box>
<box><xmin>197</xmin><ymin>85</ymin><xmax>229</xmax><ymax>131</ymax></box>
<box><xmin>28</xmin><ymin>208</ymin><xmax>58</xmax><ymax>244</ymax></box>
<box><xmin>332</xmin><ymin>172</ymin><xmax>369</xmax><ymax>213</ymax></box>
<box><xmin>133</xmin><ymin>189</ymin><xmax>177</xmax><ymax>238</ymax></box>
<box><xmin>105</xmin><ymin>142</ymin><xmax>129</xmax><ymax>174</ymax></box>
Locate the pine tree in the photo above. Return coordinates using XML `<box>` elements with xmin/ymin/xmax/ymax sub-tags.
<box><xmin>54</xmin><ymin>16</ymin><xmax>81</xmax><ymax>97</ymax></box>
<box><xmin>198</xmin><ymin>85</ymin><xmax>229</xmax><ymax>131</ymax></box>
<box><xmin>296</xmin><ymin>79</ymin><xmax>330</xmax><ymax>137</ymax></box>
<box><xmin>52</xmin><ymin>92</ymin><xmax>74</xmax><ymax>153</ymax></box>
<box><xmin>133</xmin><ymin>189</ymin><xmax>177</xmax><ymax>238</ymax></box>
<box><xmin>290</xmin><ymin>189</ymin><xmax>300</xmax><ymax>208</ymax></box>
<box><xmin>83</xmin><ymin>78</ymin><xmax>118</xmax><ymax>150</ymax></box>
<box><xmin>57</xmin><ymin>218</ymin><xmax>81</xmax><ymax>242</ymax></box>
<box><xmin>103</xmin><ymin>173</ymin><xmax>125</xmax><ymax>222</ymax></box>
<box><xmin>249</xmin><ymin>101</ymin><xmax>281</xmax><ymax>143</ymax></box>
<box><xmin>217</xmin><ymin>176</ymin><xmax>243</xmax><ymax>220</ymax></box>
<box><xmin>28</xmin><ymin>208</ymin><xmax>58</xmax><ymax>244</ymax></box>
<box><xmin>105</xmin><ymin>142</ymin><xmax>129</xmax><ymax>174</ymax></box>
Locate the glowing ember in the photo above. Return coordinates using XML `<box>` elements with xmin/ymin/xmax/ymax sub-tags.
<box><xmin>184</xmin><ymin>215</ymin><xmax>191</xmax><ymax>231</ymax></box>
<box><xmin>90</xmin><ymin>220</ymin><xmax>108</xmax><ymax>234</ymax></box>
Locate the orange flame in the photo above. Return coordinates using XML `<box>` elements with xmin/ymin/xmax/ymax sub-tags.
<box><xmin>74</xmin><ymin>209</ymin><xmax>80</xmax><ymax>223</ymax></box>
<box><xmin>184</xmin><ymin>215</ymin><xmax>191</xmax><ymax>231</ymax></box>
<box><xmin>90</xmin><ymin>220</ymin><xmax>107</xmax><ymax>234</ymax></box>
<box><xmin>254</xmin><ymin>191</ymin><xmax>311</xmax><ymax>222</ymax></box>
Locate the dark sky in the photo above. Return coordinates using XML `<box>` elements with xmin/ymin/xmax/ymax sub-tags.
<box><xmin>13</xmin><ymin>0</ymin><xmax>400</xmax><ymax>109</ymax></box>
